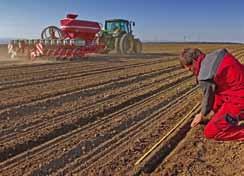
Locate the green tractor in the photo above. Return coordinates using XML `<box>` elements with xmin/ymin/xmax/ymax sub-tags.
<box><xmin>99</xmin><ymin>19</ymin><xmax>142</xmax><ymax>54</ymax></box>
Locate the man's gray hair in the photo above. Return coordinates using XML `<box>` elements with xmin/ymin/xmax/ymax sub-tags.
<box><xmin>180</xmin><ymin>48</ymin><xmax>203</xmax><ymax>66</ymax></box>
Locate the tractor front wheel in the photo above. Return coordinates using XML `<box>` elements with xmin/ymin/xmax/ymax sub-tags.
<box><xmin>133</xmin><ymin>39</ymin><xmax>142</xmax><ymax>54</ymax></box>
<box><xmin>119</xmin><ymin>34</ymin><xmax>134</xmax><ymax>54</ymax></box>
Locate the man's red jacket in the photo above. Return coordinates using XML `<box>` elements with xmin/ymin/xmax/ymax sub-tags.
<box><xmin>194</xmin><ymin>49</ymin><xmax>244</xmax><ymax>141</ymax></box>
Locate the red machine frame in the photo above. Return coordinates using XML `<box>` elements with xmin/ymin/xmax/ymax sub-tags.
<box><xmin>8</xmin><ymin>14</ymin><xmax>105</xmax><ymax>60</ymax></box>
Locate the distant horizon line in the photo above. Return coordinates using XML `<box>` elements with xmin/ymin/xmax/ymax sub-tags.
<box><xmin>0</xmin><ymin>37</ymin><xmax>243</xmax><ymax>45</ymax></box>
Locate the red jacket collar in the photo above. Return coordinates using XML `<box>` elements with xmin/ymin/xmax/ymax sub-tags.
<box><xmin>193</xmin><ymin>53</ymin><xmax>206</xmax><ymax>76</ymax></box>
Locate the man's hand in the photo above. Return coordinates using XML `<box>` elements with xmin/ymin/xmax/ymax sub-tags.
<box><xmin>191</xmin><ymin>113</ymin><xmax>204</xmax><ymax>127</ymax></box>
<box><xmin>209</xmin><ymin>110</ymin><xmax>215</xmax><ymax>117</ymax></box>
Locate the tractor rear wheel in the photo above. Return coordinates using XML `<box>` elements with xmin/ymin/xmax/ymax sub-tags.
<box><xmin>133</xmin><ymin>39</ymin><xmax>142</xmax><ymax>54</ymax></box>
<box><xmin>114</xmin><ymin>38</ymin><xmax>121</xmax><ymax>54</ymax></box>
<box><xmin>119</xmin><ymin>34</ymin><xmax>134</xmax><ymax>54</ymax></box>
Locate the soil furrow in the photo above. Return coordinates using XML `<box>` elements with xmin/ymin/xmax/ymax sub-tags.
<box><xmin>0</xmin><ymin>67</ymin><xmax>186</xmax><ymax>137</ymax></box>
<box><xmin>0</xmin><ymin>78</ymin><xmax>195</xmax><ymax>175</ymax></box>
<box><xmin>0</xmin><ymin>59</ymin><xmax>173</xmax><ymax>88</ymax></box>
<box><xmin>0</xmin><ymin>72</ymin><xmax>192</xmax><ymax>162</ymax></box>
<box><xmin>0</xmin><ymin>61</ymin><xmax>179</xmax><ymax>110</ymax></box>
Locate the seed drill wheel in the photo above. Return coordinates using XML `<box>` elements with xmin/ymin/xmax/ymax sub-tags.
<box><xmin>119</xmin><ymin>34</ymin><xmax>134</xmax><ymax>54</ymax></box>
<box><xmin>41</xmin><ymin>26</ymin><xmax>63</xmax><ymax>39</ymax></box>
<box><xmin>133</xmin><ymin>39</ymin><xmax>142</xmax><ymax>54</ymax></box>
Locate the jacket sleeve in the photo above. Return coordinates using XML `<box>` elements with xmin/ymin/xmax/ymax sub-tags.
<box><xmin>199</xmin><ymin>80</ymin><xmax>216</xmax><ymax>116</ymax></box>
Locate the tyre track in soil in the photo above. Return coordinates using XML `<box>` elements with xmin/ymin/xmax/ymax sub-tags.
<box><xmin>0</xmin><ymin>55</ymin><xmax>174</xmax><ymax>75</ymax></box>
<box><xmin>0</xmin><ymin>68</ymin><xmax>191</xmax><ymax>163</ymax></box>
<box><xmin>0</xmin><ymin>57</ymin><xmax>175</xmax><ymax>86</ymax></box>
<box><xmin>0</xmin><ymin>65</ymin><xmax>185</xmax><ymax>137</ymax></box>
<box><xmin>0</xmin><ymin>52</ymin><xmax>170</xmax><ymax>71</ymax></box>
<box><xmin>0</xmin><ymin>57</ymin><xmax>136</xmax><ymax>73</ymax></box>
<box><xmin>3</xmin><ymin>45</ymin><xmax>240</xmax><ymax>108</ymax></box>
<box><xmin>77</xmin><ymin>89</ymin><xmax>200</xmax><ymax>176</ymax></box>
<box><xmin>0</xmin><ymin>59</ymin><xmax>178</xmax><ymax>110</ymax></box>
<box><xmin>0</xmin><ymin>61</ymin><xmax>71</xmax><ymax>70</ymax></box>
<box><xmin>1</xmin><ymin>78</ymin><xmax>195</xmax><ymax>176</ymax></box>
<box><xmin>0</xmin><ymin>66</ymin><xmax>187</xmax><ymax>150</ymax></box>
<box><xmin>1</xmin><ymin>46</ymin><xmax>239</xmax><ymax>89</ymax></box>
<box><xmin>0</xmin><ymin>45</ymin><xmax>240</xmax><ymax>176</ymax></box>
<box><xmin>0</xmin><ymin>61</ymin><xmax>181</xmax><ymax>129</ymax></box>
<box><xmin>48</xmin><ymin>82</ymin><xmax>200</xmax><ymax>176</ymax></box>
<box><xmin>0</xmin><ymin>62</ymin><xmax>128</xmax><ymax>86</ymax></box>
<box><xmin>0</xmin><ymin>58</ymin><xmax>176</xmax><ymax>90</ymax></box>
<box><xmin>0</xmin><ymin>61</ymin><xmax>102</xmax><ymax>77</ymax></box>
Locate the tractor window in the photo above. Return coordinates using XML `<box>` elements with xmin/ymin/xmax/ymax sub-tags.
<box><xmin>106</xmin><ymin>22</ymin><xmax>117</xmax><ymax>32</ymax></box>
<box><xmin>106</xmin><ymin>21</ymin><xmax>129</xmax><ymax>33</ymax></box>
<box><xmin>120</xmin><ymin>22</ymin><xmax>129</xmax><ymax>33</ymax></box>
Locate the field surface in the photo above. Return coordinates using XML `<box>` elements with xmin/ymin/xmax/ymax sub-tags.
<box><xmin>0</xmin><ymin>43</ymin><xmax>243</xmax><ymax>176</ymax></box>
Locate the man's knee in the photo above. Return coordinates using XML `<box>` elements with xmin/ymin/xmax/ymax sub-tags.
<box><xmin>204</xmin><ymin>122</ymin><xmax>219</xmax><ymax>139</ymax></box>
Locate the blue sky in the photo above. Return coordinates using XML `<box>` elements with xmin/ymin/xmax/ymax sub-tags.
<box><xmin>0</xmin><ymin>0</ymin><xmax>243</xmax><ymax>42</ymax></box>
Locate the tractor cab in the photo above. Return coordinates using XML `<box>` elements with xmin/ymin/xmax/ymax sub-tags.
<box><xmin>105</xmin><ymin>19</ymin><xmax>135</xmax><ymax>34</ymax></box>
<box><xmin>99</xmin><ymin>18</ymin><xmax>141</xmax><ymax>54</ymax></box>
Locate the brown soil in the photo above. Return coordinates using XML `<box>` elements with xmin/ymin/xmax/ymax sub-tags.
<box><xmin>0</xmin><ymin>43</ymin><xmax>243</xmax><ymax>176</ymax></box>
<box><xmin>150</xmin><ymin>125</ymin><xmax>244</xmax><ymax>176</ymax></box>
